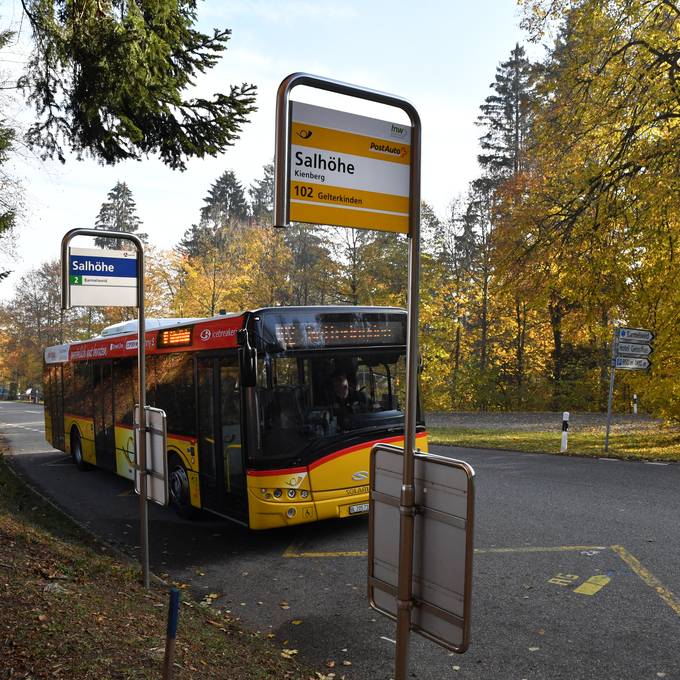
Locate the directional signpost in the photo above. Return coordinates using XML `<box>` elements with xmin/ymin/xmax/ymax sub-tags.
<box><xmin>605</xmin><ymin>327</ymin><xmax>655</xmax><ymax>452</ymax></box>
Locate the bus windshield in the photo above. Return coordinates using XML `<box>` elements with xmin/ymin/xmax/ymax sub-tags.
<box><xmin>253</xmin><ymin>349</ymin><xmax>408</xmax><ymax>465</ymax></box>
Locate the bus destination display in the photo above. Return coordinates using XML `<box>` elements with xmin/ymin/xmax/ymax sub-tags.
<box><xmin>274</xmin><ymin>318</ymin><xmax>405</xmax><ymax>349</ymax></box>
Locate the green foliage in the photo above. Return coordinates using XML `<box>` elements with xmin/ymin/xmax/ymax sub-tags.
<box><xmin>0</xmin><ymin>29</ymin><xmax>19</xmax><ymax>277</ymax></box>
<box><xmin>19</xmin><ymin>0</ymin><xmax>257</xmax><ymax>168</ymax></box>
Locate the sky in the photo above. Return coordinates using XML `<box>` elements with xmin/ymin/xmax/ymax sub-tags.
<box><xmin>0</xmin><ymin>0</ymin><xmax>539</xmax><ymax>298</ymax></box>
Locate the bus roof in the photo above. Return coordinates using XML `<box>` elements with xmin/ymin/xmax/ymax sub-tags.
<box><xmin>44</xmin><ymin>306</ymin><xmax>407</xmax><ymax>364</ymax></box>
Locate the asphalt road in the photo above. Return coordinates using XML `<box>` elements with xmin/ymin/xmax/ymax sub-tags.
<box><xmin>3</xmin><ymin>401</ymin><xmax>680</xmax><ymax>680</ymax></box>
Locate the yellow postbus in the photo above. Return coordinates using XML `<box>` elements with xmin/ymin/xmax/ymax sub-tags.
<box><xmin>43</xmin><ymin>306</ymin><xmax>427</xmax><ymax>529</ymax></box>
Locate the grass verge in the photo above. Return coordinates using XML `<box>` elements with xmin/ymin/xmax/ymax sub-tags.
<box><xmin>0</xmin><ymin>453</ymin><xmax>315</xmax><ymax>680</ymax></box>
<box><xmin>428</xmin><ymin>426</ymin><xmax>680</xmax><ymax>462</ymax></box>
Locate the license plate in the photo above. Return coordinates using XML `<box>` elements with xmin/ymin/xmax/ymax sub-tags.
<box><xmin>349</xmin><ymin>502</ymin><xmax>369</xmax><ymax>515</ymax></box>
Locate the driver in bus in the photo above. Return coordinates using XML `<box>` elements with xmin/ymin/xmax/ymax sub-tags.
<box><xmin>331</xmin><ymin>372</ymin><xmax>370</xmax><ymax>427</ymax></box>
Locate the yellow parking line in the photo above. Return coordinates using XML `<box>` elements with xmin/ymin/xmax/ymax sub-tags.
<box><xmin>574</xmin><ymin>574</ymin><xmax>611</xmax><ymax>596</ymax></box>
<box><xmin>283</xmin><ymin>542</ymin><xmax>368</xmax><ymax>558</ymax></box>
<box><xmin>475</xmin><ymin>545</ymin><xmax>606</xmax><ymax>555</ymax></box>
<box><xmin>282</xmin><ymin>543</ymin><xmax>607</xmax><ymax>559</ymax></box>
<box><xmin>611</xmin><ymin>544</ymin><xmax>680</xmax><ymax>617</ymax></box>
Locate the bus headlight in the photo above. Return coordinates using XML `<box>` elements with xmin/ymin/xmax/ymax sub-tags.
<box><xmin>300</xmin><ymin>490</ymin><xmax>309</xmax><ymax>499</ymax></box>
<box><xmin>287</xmin><ymin>507</ymin><xmax>296</xmax><ymax>518</ymax></box>
<box><xmin>273</xmin><ymin>489</ymin><xmax>282</xmax><ymax>498</ymax></box>
<box><xmin>287</xmin><ymin>489</ymin><xmax>296</xmax><ymax>499</ymax></box>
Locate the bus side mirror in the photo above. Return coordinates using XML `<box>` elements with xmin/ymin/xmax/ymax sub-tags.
<box><xmin>237</xmin><ymin>329</ymin><xmax>257</xmax><ymax>387</ymax></box>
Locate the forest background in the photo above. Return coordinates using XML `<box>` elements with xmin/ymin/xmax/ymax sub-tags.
<box><xmin>0</xmin><ymin>0</ymin><xmax>678</xmax><ymax>420</ymax></box>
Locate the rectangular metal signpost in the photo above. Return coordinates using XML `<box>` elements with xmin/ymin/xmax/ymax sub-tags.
<box><xmin>275</xmin><ymin>73</ymin><xmax>466</xmax><ymax>680</ymax></box>
<box><xmin>134</xmin><ymin>406</ymin><xmax>169</xmax><ymax>506</ymax></box>
<box><xmin>61</xmin><ymin>228</ymin><xmax>151</xmax><ymax>589</ymax></box>
<box><xmin>605</xmin><ymin>327</ymin><xmax>654</xmax><ymax>452</ymax></box>
<box><xmin>368</xmin><ymin>444</ymin><xmax>475</xmax><ymax>652</ymax></box>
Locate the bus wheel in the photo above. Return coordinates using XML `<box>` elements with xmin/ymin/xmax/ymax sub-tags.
<box><xmin>169</xmin><ymin>456</ymin><xmax>198</xmax><ymax>520</ymax></box>
<box><xmin>70</xmin><ymin>429</ymin><xmax>90</xmax><ymax>471</ymax></box>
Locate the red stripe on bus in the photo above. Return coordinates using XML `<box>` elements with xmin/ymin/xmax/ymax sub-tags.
<box><xmin>246</xmin><ymin>432</ymin><xmax>426</xmax><ymax>478</ymax></box>
<box><xmin>247</xmin><ymin>465</ymin><xmax>308</xmax><ymax>478</ymax></box>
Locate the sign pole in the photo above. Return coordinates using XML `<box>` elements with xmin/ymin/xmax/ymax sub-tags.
<box><xmin>604</xmin><ymin>328</ymin><xmax>617</xmax><ymax>454</ymax></box>
<box><xmin>394</xmin><ymin>107</ymin><xmax>421</xmax><ymax>680</ymax></box>
<box><xmin>61</xmin><ymin>228</ymin><xmax>149</xmax><ymax>588</ymax></box>
<box><xmin>274</xmin><ymin>74</ymin><xmax>422</xmax><ymax>679</ymax></box>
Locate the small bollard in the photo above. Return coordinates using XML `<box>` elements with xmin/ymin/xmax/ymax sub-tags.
<box><xmin>633</xmin><ymin>394</ymin><xmax>638</xmax><ymax>416</ymax></box>
<box><xmin>162</xmin><ymin>588</ymin><xmax>181</xmax><ymax>680</ymax></box>
<box><xmin>560</xmin><ymin>411</ymin><xmax>569</xmax><ymax>452</ymax></box>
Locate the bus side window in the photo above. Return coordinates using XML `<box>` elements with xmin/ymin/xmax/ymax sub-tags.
<box><xmin>73</xmin><ymin>363</ymin><xmax>93</xmax><ymax>418</ymax></box>
<box><xmin>154</xmin><ymin>354</ymin><xmax>195</xmax><ymax>436</ymax></box>
<box><xmin>62</xmin><ymin>363</ymin><xmax>73</xmax><ymax>415</ymax></box>
<box><xmin>113</xmin><ymin>358</ymin><xmax>135</xmax><ymax>427</ymax></box>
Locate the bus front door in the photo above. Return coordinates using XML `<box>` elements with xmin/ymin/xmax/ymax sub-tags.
<box><xmin>197</xmin><ymin>356</ymin><xmax>247</xmax><ymax>521</ymax></box>
<box><xmin>93</xmin><ymin>361</ymin><xmax>116</xmax><ymax>470</ymax></box>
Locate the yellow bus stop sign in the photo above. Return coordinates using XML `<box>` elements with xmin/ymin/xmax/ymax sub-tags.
<box><xmin>289</xmin><ymin>102</ymin><xmax>411</xmax><ymax>233</ymax></box>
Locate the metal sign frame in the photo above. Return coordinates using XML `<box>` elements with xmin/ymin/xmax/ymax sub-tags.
<box><xmin>275</xmin><ymin>73</ymin><xmax>422</xmax><ymax>680</ymax></box>
<box><xmin>134</xmin><ymin>405</ymin><xmax>169</xmax><ymax>506</ymax></box>
<box><xmin>368</xmin><ymin>443</ymin><xmax>475</xmax><ymax>653</ymax></box>
<box><xmin>61</xmin><ymin>228</ymin><xmax>151</xmax><ymax>588</ymax></box>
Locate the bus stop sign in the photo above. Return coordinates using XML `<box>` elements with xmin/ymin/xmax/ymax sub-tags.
<box><xmin>67</xmin><ymin>246</ymin><xmax>138</xmax><ymax>307</ymax></box>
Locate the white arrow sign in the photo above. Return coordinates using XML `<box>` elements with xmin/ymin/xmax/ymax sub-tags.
<box><xmin>617</xmin><ymin>342</ymin><xmax>653</xmax><ymax>357</ymax></box>
<box><xmin>619</xmin><ymin>327</ymin><xmax>654</xmax><ymax>343</ymax></box>
<box><xmin>615</xmin><ymin>356</ymin><xmax>650</xmax><ymax>370</ymax></box>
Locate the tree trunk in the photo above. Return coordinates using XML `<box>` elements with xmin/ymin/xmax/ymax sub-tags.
<box><xmin>548</xmin><ymin>294</ymin><xmax>563</xmax><ymax>409</ymax></box>
<box><xmin>515</xmin><ymin>298</ymin><xmax>527</xmax><ymax>406</ymax></box>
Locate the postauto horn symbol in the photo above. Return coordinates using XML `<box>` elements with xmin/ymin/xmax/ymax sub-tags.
<box><xmin>352</xmin><ymin>470</ymin><xmax>369</xmax><ymax>481</ymax></box>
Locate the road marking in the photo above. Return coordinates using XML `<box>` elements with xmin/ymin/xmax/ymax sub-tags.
<box><xmin>548</xmin><ymin>573</ymin><xmax>579</xmax><ymax>586</ymax></box>
<box><xmin>574</xmin><ymin>574</ymin><xmax>611</xmax><ymax>596</ymax></box>
<box><xmin>282</xmin><ymin>543</ymin><xmax>608</xmax><ymax>559</ymax></box>
<box><xmin>644</xmin><ymin>462</ymin><xmax>669</xmax><ymax>466</ymax></box>
<box><xmin>475</xmin><ymin>545</ymin><xmax>607</xmax><ymax>555</ymax></box>
<box><xmin>283</xmin><ymin>542</ymin><xmax>368</xmax><ymax>558</ymax></box>
<box><xmin>380</xmin><ymin>636</ymin><xmax>396</xmax><ymax>644</ymax></box>
<box><xmin>611</xmin><ymin>545</ymin><xmax>680</xmax><ymax>618</ymax></box>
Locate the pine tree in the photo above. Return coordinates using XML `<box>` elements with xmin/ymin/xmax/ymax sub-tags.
<box><xmin>0</xmin><ymin>29</ymin><xmax>20</xmax><ymax>279</ymax></box>
<box><xmin>94</xmin><ymin>182</ymin><xmax>147</xmax><ymax>249</ymax></box>
<box><xmin>476</xmin><ymin>44</ymin><xmax>537</xmax><ymax>188</ymax></box>
<box><xmin>249</xmin><ymin>163</ymin><xmax>275</xmax><ymax>225</ymax></box>
<box><xmin>18</xmin><ymin>0</ymin><xmax>256</xmax><ymax>168</ymax></box>
<box><xmin>179</xmin><ymin>170</ymin><xmax>249</xmax><ymax>256</ymax></box>
<box><xmin>200</xmin><ymin>170</ymin><xmax>249</xmax><ymax>227</ymax></box>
